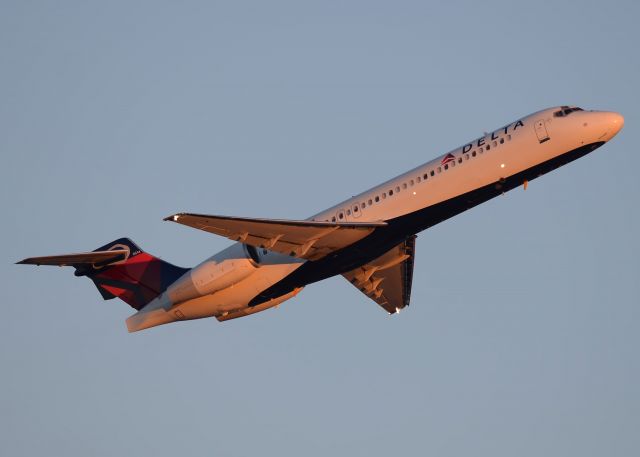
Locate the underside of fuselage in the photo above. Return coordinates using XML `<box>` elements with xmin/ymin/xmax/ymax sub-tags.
<box><xmin>248</xmin><ymin>141</ymin><xmax>605</xmax><ymax>307</ymax></box>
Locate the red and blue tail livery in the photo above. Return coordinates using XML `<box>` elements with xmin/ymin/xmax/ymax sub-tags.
<box><xmin>18</xmin><ymin>106</ymin><xmax>624</xmax><ymax>331</ymax></box>
<box><xmin>76</xmin><ymin>238</ymin><xmax>189</xmax><ymax>310</ymax></box>
<box><xmin>19</xmin><ymin>238</ymin><xmax>188</xmax><ymax>311</ymax></box>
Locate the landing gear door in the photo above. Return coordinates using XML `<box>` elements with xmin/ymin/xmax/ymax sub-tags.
<box><xmin>534</xmin><ymin>119</ymin><xmax>550</xmax><ymax>143</ymax></box>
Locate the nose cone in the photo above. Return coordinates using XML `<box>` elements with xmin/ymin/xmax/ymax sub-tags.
<box><xmin>605</xmin><ymin>111</ymin><xmax>625</xmax><ymax>137</ymax></box>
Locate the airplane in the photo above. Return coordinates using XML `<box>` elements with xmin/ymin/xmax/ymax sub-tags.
<box><xmin>17</xmin><ymin>106</ymin><xmax>624</xmax><ymax>332</ymax></box>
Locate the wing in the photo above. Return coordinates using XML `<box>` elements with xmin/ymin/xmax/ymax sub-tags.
<box><xmin>342</xmin><ymin>235</ymin><xmax>416</xmax><ymax>314</ymax></box>
<box><xmin>16</xmin><ymin>250</ymin><xmax>128</xmax><ymax>267</ymax></box>
<box><xmin>164</xmin><ymin>213</ymin><xmax>387</xmax><ymax>261</ymax></box>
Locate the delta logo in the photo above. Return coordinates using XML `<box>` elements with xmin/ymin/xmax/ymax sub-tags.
<box><xmin>441</xmin><ymin>153</ymin><xmax>455</xmax><ymax>166</ymax></box>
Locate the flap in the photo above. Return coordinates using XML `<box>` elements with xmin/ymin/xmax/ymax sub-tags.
<box><xmin>16</xmin><ymin>250</ymin><xmax>128</xmax><ymax>267</ymax></box>
<box><xmin>164</xmin><ymin>213</ymin><xmax>387</xmax><ymax>261</ymax></box>
<box><xmin>342</xmin><ymin>235</ymin><xmax>416</xmax><ymax>314</ymax></box>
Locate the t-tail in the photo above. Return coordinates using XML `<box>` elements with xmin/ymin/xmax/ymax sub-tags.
<box><xmin>17</xmin><ymin>238</ymin><xmax>189</xmax><ymax>311</ymax></box>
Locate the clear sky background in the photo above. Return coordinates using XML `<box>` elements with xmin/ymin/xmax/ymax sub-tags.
<box><xmin>1</xmin><ymin>1</ymin><xmax>638</xmax><ymax>456</ymax></box>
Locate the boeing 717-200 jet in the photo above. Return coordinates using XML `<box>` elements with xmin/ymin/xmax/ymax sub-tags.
<box><xmin>18</xmin><ymin>106</ymin><xmax>624</xmax><ymax>332</ymax></box>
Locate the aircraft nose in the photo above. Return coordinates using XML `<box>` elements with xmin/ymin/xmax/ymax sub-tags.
<box><xmin>605</xmin><ymin>111</ymin><xmax>624</xmax><ymax>136</ymax></box>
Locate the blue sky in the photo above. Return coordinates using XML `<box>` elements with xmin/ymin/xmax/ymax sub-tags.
<box><xmin>1</xmin><ymin>1</ymin><xmax>639</xmax><ymax>456</ymax></box>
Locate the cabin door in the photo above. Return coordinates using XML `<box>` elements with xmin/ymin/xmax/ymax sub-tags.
<box><xmin>534</xmin><ymin>119</ymin><xmax>550</xmax><ymax>143</ymax></box>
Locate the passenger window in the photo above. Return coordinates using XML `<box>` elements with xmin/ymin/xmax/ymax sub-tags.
<box><xmin>458</xmin><ymin>157</ymin><xmax>462</xmax><ymax>163</ymax></box>
<box><xmin>500</xmin><ymin>138</ymin><xmax>504</xmax><ymax>144</ymax></box>
<box><xmin>332</xmin><ymin>217</ymin><xmax>336</xmax><ymax>222</ymax></box>
<box><xmin>486</xmin><ymin>145</ymin><xmax>490</xmax><ymax>151</ymax></box>
<box><xmin>339</xmin><ymin>213</ymin><xmax>344</xmax><ymax>219</ymax></box>
<box><xmin>353</xmin><ymin>206</ymin><xmax>358</xmax><ymax>213</ymax></box>
<box><xmin>346</xmin><ymin>209</ymin><xmax>351</xmax><ymax>215</ymax></box>
<box><xmin>479</xmin><ymin>147</ymin><xmax>484</xmax><ymax>153</ymax></box>
<box><xmin>375</xmin><ymin>196</ymin><xmax>380</xmax><ymax>202</ymax></box>
<box><xmin>437</xmin><ymin>167</ymin><xmax>442</xmax><ymax>173</ymax></box>
<box><xmin>402</xmin><ymin>183</ymin><xmax>407</xmax><ymax>189</ymax></box>
<box><xmin>389</xmin><ymin>190</ymin><xmax>393</xmax><ymax>196</ymax></box>
<box><xmin>410</xmin><ymin>179</ymin><xmax>414</xmax><ymax>186</ymax></box>
<box><xmin>368</xmin><ymin>198</ymin><xmax>373</xmax><ymax>205</ymax></box>
<box><xmin>395</xmin><ymin>186</ymin><xmax>400</xmax><ymax>192</ymax></box>
<box><xmin>444</xmin><ymin>164</ymin><xmax>449</xmax><ymax>170</ymax></box>
<box><xmin>465</xmin><ymin>154</ymin><xmax>469</xmax><ymax>160</ymax></box>
<box><xmin>492</xmin><ymin>141</ymin><xmax>497</xmax><ymax>147</ymax></box>
<box><xmin>382</xmin><ymin>193</ymin><xmax>386</xmax><ymax>199</ymax></box>
<box><xmin>472</xmin><ymin>151</ymin><xmax>476</xmax><ymax>157</ymax></box>
<box><xmin>430</xmin><ymin>170</ymin><xmax>435</xmax><ymax>176</ymax></box>
<box><xmin>423</xmin><ymin>173</ymin><xmax>429</xmax><ymax>180</ymax></box>
<box><xmin>417</xmin><ymin>176</ymin><xmax>421</xmax><ymax>183</ymax></box>
<box><xmin>507</xmin><ymin>134</ymin><xmax>512</xmax><ymax>140</ymax></box>
<box><xmin>361</xmin><ymin>202</ymin><xmax>366</xmax><ymax>209</ymax></box>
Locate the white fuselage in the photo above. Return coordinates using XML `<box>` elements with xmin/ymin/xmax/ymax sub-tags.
<box><xmin>126</xmin><ymin>106</ymin><xmax>623</xmax><ymax>331</ymax></box>
<box><xmin>314</xmin><ymin>107</ymin><xmax>619</xmax><ymax>223</ymax></box>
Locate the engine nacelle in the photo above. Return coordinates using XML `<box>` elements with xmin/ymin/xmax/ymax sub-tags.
<box><xmin>166</xmin><ymin>243</ymin><xmax>259</xmax><ymax>305</ymax></box>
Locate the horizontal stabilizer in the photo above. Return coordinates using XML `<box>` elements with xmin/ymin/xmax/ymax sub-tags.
<box><xmin>17</xmin><ymin>238</ymin><xmax>188</xmax><ymax>311</ymax></box>
<box><xmin>17</xmin><ymin>250</ymin><xmax>127</xmax><ymax>267</ymax></box>
<box><xmin>165</xmin><ymin>213</ymin><xmax>387</xmax><ymax>260</ymax></box>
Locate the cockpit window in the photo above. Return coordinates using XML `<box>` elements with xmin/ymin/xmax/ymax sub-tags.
<box><xmin>554</xmin><ymin>106</ymin><xmax>584</xmax><ymax>117</ymax></box>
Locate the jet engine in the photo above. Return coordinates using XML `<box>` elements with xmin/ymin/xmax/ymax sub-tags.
<box><xmin>165</xmin><ymin>243</ymin><xmax>259</xmax><ymax>305</ymax></box>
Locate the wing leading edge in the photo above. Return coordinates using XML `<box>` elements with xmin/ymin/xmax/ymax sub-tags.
<box><xmin>342</xmin><ymin>235</ymin><xmax>416</xmax><ymax>314</ymax></box>
<box><xmin>164</xmin><ymin>213</ymin><xmax>387</xmax><ymax>261</ymax></box>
